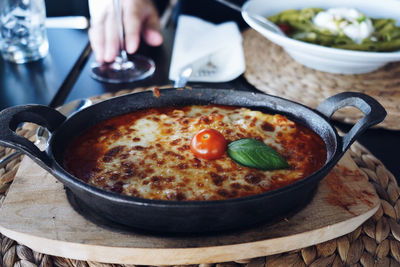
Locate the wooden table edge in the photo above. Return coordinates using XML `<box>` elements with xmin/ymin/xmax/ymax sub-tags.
<box><xmin>0</xmin><ymin>204</ymin><xmax>379</xmax><ymax>265</ymax></box>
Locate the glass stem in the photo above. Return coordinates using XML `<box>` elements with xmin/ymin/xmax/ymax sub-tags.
<box><xmin>114</xmin><ymin>0</ymin><xmax>125</xmax><ymax>59</ymax></box>
<box><xmin>113</xmin><ymin>0</ymin><xmax>133</xmax><ymax>69</ymax></box>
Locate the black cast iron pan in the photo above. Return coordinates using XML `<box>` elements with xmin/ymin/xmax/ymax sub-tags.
<box><xmin>0</xmin><ymin>88</ymin><xmax>386</xmax><ymax>233</ymax></box>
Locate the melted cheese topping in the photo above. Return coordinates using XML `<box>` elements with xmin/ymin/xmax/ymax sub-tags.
<box><xmin>63</xmin><ymin>105</ymin><xmax>327</xmax><ymax>201</ymax></box>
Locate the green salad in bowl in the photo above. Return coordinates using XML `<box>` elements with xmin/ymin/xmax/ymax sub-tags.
<box><xmin>268</xmin><ymin>7</ymin><xmax>400</xmax><ymax>52</ymax></box>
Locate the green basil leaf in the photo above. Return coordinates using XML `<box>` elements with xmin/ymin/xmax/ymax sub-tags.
<box><xmin>357</xmin><ymin>15</ymin><xmax>366</xmax><ymax>23</ymax></box>
<box><xmin>227</xmin><ymin>139</ymin><xmax>289</xmax><ymax>170</ymax></box>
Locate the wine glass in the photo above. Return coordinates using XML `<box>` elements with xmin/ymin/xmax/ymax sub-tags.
<box><xmin>90</xmin><ymin>0</ymin><xmax>155</xmax><ymax>83</ymax></box>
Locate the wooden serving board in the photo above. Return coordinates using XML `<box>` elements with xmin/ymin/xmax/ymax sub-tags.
<box><xmin>0</xmin><ymin>152</ymin><xmax>379</xmax><ymax>265</ymax></box>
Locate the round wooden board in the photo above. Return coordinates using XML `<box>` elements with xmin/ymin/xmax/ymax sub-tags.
<box><xmin>242</xmin><ymin>28</ymin><xmax>400</xmax><ymax>130</ymax></box>
<box><xmin>0</xmin><ymin>151</ymin><xmax>379</xmax><ymax>265</ymax></box>
<box><xmin>1</xmin><ymin>91</ymin><xmax>399</xmax><ymax>267</ymax></box>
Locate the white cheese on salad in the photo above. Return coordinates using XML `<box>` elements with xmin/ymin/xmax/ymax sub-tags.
<box><xmin>312</xmin><ymin>8</ymin><xmax>374</xmax><ymax>44</ymax></box>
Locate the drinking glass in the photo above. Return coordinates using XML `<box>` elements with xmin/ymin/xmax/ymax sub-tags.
<box><xmin>0</xmin><ymin>0</ymin><xmax>49</xmax><ymax>63</ymax></box>
<box><xmin>91</xmin><ymin>0</ymin><xmax>155</xmax><ymax>83</ymax></box>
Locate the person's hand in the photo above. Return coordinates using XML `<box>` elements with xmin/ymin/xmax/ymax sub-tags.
<box><xmin>88</xmin><ymin>0</ymin><xmax>163</xmax><ymax>63</ymax></box>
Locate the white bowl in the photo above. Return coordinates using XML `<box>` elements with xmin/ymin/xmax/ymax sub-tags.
<box><xmin>242</xmin><ymin>0</ymin><xmax>400</xmax><ymax>74</ymax></box>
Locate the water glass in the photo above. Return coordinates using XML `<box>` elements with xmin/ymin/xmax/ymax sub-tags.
<box><xmin>0</xmin><ymin>0</ymin><xmax>48</xmax><ymax>63</ymax></box>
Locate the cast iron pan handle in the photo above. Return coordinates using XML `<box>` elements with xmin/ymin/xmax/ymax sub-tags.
<box><xmin>316</xmin><ymin>92</ymin><xmax>386</xmax><ymax>153</ymax></box>
<box><xmin>0</xmin><ymin>105</ymin><xmax>66</xmax><ymax>168</ymax></box>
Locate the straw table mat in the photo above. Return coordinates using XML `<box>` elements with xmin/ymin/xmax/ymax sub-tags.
<box><xmin>0</xmin><ymin>88</ymin><xmax>400</xmax><ymax>267</ymax></box>
<box><xmin>242</xmin><ymin>28</ymin><xmax>400</xmax><ymax>130</ymax></box>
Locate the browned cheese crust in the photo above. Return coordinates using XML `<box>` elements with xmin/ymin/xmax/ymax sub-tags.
<box><xmin>63</xmin><ymin>105</ymin><xmax>327</xmax><ymax>201</ymax></box>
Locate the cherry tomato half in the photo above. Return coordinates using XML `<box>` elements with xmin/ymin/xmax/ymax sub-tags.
<box><xmin>190</xmin><ymin>129</ymin><xmax>227</xmax><ymax>160</ymax></box>
<box><xmin>277</xmin><ymin>24</ymin><xmax>292</xmax><ymax>35</ymax></box>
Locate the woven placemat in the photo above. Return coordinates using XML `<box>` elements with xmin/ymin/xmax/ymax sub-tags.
<box><xmin>1</xmin><ymin>87</ymin><xmax>399</xmax><ymax>267</ymax></box>
<box><xmin>242</xmin><ymin>28</ymin><xmax>400</xmax><ymax>130</ymax></box>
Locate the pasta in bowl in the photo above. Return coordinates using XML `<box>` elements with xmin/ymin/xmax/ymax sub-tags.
<box><xmin>269</xmin><ymin>8</ymin><xmax>400</xmax><ymax>52</ymax></box>
<box><xmin>242</xmin><ymin>0</ymin><xmax>400</xmax><ymax>74</ymax></box>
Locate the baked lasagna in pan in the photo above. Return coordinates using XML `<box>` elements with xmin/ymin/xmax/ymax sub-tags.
<box><xmin>64</xmin><ymin>105</ymin><xmax>327</xmax><ymax>201</ymax></box>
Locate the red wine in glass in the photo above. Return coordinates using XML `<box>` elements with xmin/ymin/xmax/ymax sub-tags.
<box><xmin>91</xmin><ymin>0</ymin><xmax>155</xmax><ymax>83</ymax></box>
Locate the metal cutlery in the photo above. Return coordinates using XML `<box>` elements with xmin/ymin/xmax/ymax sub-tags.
<box><xmin>173</xmin><ymin>55</ymin><xmax>220</xmax><ymax>88</ymax></box>
<box><xmin>214</xmin><ymin>0</ymin><xmax>285</xmax><ymax>36</ymax></box>
<box><xmin>174</xmin><ymin>64</ymin><xmax>193</xmax><ymax>88</ymax></box>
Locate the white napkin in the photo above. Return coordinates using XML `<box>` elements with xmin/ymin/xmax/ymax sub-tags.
<box><xmin>169</xmin><ymin>15</ymin><xmax>245</xmax><ymax>83</ymax></box>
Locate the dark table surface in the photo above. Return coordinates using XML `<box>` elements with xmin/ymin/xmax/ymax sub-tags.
<box><xmin>1</xmin><ymin>26</ymin><xmax>399</xmax><ymax>180</ymax></box>
<box><xmin>0</xmin><ymin>28</ymin><xmax>89</xmax><ymax>109</ymax></box>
